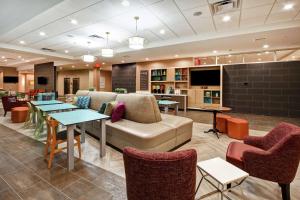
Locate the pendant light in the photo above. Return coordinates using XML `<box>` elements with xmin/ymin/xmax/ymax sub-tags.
<box><xmin>82</xmin><ymin>41</ymin><xmax>96</xmax><ymax>63</ymax></box>
<box><xmin>101</xmin><ymin>32</ymin><xmax>114</xmax><ymax>57</ymax></box>
<box><xmin>128</xmin><ymin>16</ymin><xmax>144</xmax><ymax>50</ymax></box>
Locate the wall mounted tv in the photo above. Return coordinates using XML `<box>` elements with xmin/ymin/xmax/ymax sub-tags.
<box><xmin>3</xmin><ymin>76</ymin><xmax>19</xmax><ymax>83</ymax></box>
<box><xmin>37</xmin><ymin>77</ymin><xmax>48</xmax><ymax>85</ymax></box>
<box><xmin>190</xmin><ymin>69</ymin><xmax>220</xmax><ymax>86</ymax></box>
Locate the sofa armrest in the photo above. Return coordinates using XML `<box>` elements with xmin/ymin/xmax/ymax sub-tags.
<box><xmin>244</xmin><ymin>136</ymin><xmax>264</xmax><ymax>149</ymax></box>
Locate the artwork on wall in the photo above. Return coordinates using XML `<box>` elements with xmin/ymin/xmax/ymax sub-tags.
<box><xmin>140</xmin><ymin>70</ymin><xmax>148</xmax><ymax>90</ymax></box>
<box><xmin>100</xmin><ymin>77</ymin><xmax>105</xmax><ymax>89</ymax></box>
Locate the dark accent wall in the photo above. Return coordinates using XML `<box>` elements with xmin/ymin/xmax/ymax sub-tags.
<box><xmin>34</xmin><ymin>62</ymin><xmax>56</xmax><ymax>92</ymax></box>
<box><xmin>112</xmin><ymin>63</ymin><xmax>136</xmax><ymax>93</ymax></box>
<box><xmin>223</xmin><ymin>61</ymin><xmax>300</xmax><ymax>117</ymax></box>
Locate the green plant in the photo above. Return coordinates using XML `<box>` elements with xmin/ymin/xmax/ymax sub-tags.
<box><xmin>88</xmin><ymin>88</ymin><xmax>95</xmax><ymax>91</ymax></box>
<box><xmin>114</xmin><ymin>88</ymin><xmax>127</xmax><ymax>94</ymax></box>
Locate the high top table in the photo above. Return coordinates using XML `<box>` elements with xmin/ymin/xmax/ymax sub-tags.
<box><xmin>49</xmin><ymin>109</ymin><xmax>109</xmax><ymax>171</ymax></box>
<box><xmin>31</xmin><ymin>100</ymin><xmax>63</xmax><ymax>106</ymax></box>
<box><xmin>36</xmin><ymin>103</ymin><xmax>78</xmax><ymax>113</ymax></box>
<box><xmin>199</xmin><ymin>106</ymin><xmax>232</xmax><ymax>138</ymax></box>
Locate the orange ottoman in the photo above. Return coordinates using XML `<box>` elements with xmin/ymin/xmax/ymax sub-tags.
<box><xmin>227</xmin><ymin>118</ymin><xmax>249</xmax><ymax>140</ymax></box>
<box><xmin>216</xmin><ymin>114</ymin><xmax>231</xmax><ymax>134</ymax></box>
<box><xmin>11</xmin><ymin>107</ymin><xmax>29</xmax><ymax>123</ymax></box>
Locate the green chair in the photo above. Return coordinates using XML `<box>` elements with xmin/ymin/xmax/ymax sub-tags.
<box><xmin>24</xmin><ymin>102</ymin><xmax>35</xmax><ymax>128</ymax></box>
<box><xmin>34</xmin><ymin>108</ymin><xmax>46</xmax><ymax>139</ymax></box>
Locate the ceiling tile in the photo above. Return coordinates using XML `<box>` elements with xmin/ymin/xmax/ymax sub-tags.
<box><xmin>242</xmin><ymin>0</ymin><xmax>275</xmax><ymax>9</ymax></box>
<box><xmin>174</xmin><ymin>0</ymin><xmax>207</xmax><ymax>11</ymax></box>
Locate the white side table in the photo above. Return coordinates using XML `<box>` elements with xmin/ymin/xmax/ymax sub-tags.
<box><xmin>196</xmin><ymin>157</ymin><xmax>249</xmax><ymax>200</ymax></box>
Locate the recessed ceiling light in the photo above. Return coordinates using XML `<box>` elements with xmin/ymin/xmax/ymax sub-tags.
<box><xmin>72</xmin><ymin>65</ymin><xmax>75</xmax><ymax>68</ymax></box>
<box><xmin>257</xmin><ymin>53</ymin><xmax>261</xmax><ymax>56</ymax></box>
<box><xmin>19</xmin><ymin>40</ymin><xmax>25</xmax><ymax>44</ymax></box>
<box><xmin>213</xmin><ymin>50</ymin><xmax>218</xmax><ymax>54</ymax></box>
<box><xmin>203</xmin><ymin>62</ymin><xmax>206</xmax><ymax>64</ymax></box>
<box><xmin>228</xmin><ymin>60</ymin><xmax>232</xmax><ymax>63</ymax></box>
<box><xmin>121</xmin><ymin>0</ymin><xmax>130</xmax><ymax>6</ymax></box>
<box><xmin>222</xmin><ymin>15</ymin><xmax>231</xmax><ymax>22</ymax></box>
<box><xmin>228</xmin><ymin>54</ymin><xmax>232</xmax><ymax>57</ymax></box>
<box><xmin>86</xmin><ymin>64</ymin><xmax>89</xmax><ymax>67</ymax></box>
<box><xmin>283</xmin><ymin>3</ymin><xmax>294</xmax><ymax>10</ymax></box>
<box><xmin>263</xmin><ymin>44</ymin><xmax>269</xmax><ymax>49</ymax></box>
<box><xmin>60</xmin><ymin>67</ymin><xmax>63</xmax><ymax>70</ymax></box>
<box><xmin>25</xmin><ymin>60</ymin><xmax>29</xmax><ymax>62</ymax></box>
<box><xmin>193</xmin><ymin>11</ymin><xmax>202</xmax><ymax>16</ymax></box>
<box><xmin>159</xmin><ymin>29</ymin><xmax>165</xmax><ymax>34</ymax></box>
<box><xmin>145</xmin><ymin>57</ymin><xmax>149</xmax><ymax>61</ymax></box>
<box><xmin>4</xmin><ymin>59</ymin><xmax>7</xmax><ymax>62</ymax></box>
<box><xmin>39</xmin><ymin>31</ymin><xmax>46</xmax><ymax>36</ymax></box>
<box><xmin>174</xmin><ymin>54</ymin><xmax>179</xmax><ymax>58</ymax></box>
<box><xmin>1</xmin><ymin>56</ymin><xmax>5</xmax><ymax>59</ymax></box>
<box><xmin>64</xmin><ymin>50</ymin><xmax>69</xmax><ymax>53</ymax></box>
<box><xmin>265</xmin><ymin>51</ymin><xmax>270</xmax><ymax>54</ymax></box>
<box><xmin>121</xmin><ymin>60</ymin><xmax>125</xmax><ymax>63</ymax></box>
<box><xmin>292</xmin><ymin>56</ymin><xmax>296</xmax><ymax>59</ymax></box>
<box><xmin>70</xmin><ymin>19</ymin><xmax>78</xmax><ymax>25</ymax></box>
<box><xmin>258</xmin><ymin>58</ymin><xmax>262</xmax><ymax>61</ymax></box>
<box><xmin>18</xmin><ymin>56</ymin><xmax>22</xmax><ymax>58</ymax></box>
<box><xmin>22</xmin><ymin>58</ymin><xmax>25</xmax><ymax>61</ymax></box>
<box><xmin>102</xmin><ymin>62</ymin><xmax>105</xmax><ymax>65</ymax></box>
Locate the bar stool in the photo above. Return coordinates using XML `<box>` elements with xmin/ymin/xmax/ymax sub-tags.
<box><xmin>44</xmin><ymin>116</ymin><xmax>82</xmax><ymax>168</ymax></box>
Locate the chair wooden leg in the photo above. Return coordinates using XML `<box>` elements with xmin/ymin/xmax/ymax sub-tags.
<box><xmin>279</xmin><ymin>183</ymin><xmax>290</xmax><ymax>200</ymax></box>
<box><xmin>44</xmin><ymin>140</ymin><xmax>49</xmax><ymax>159</ymax></box>
<box><xmin>75</xmin><ymin>136</ymin><xmax>81</xmax><ymax>159</ymax></box>
<box><xmin>48</xmin><ymin>143</ymin><xmax>56</xmax><ymax>169</ymax></box>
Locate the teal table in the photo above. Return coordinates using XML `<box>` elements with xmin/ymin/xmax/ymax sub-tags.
<box><xmin>37</xmin><ymin>103</ymin><xmax>78</xmax><ymax>112</ymax></box>
<box><xmin>158</xmin><ymin>100</ymin><xmax>179</xmax><ymax>115</ymax></box>
<box><xmin>31</xmin><ymin>100</ymin><xmax>63</xmax><ymax>106</ymax></box>
<box><xmin>49</xmin><ymin>109</ymin><xmax>109</xmax><ymax>171</ymax></box>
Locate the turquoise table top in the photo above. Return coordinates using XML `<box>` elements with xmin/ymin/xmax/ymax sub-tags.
<box><xmin>49</xmin><ymin>109</ymin><xmax>109</xmax><ymax>126</ymax></box>
<box><xmin>31</xmin><ymin>100</ymin><xmax>63</xmax><ymax>106</ymax></box>
<box><xmin>158</xmin><ymin>100</ymin><xmax>179</xmax><ymax>105</ymax></box>
<box><xmin>37</xmin><ymin>103</ymin><xmax>78</xmax><ymax>112</ymax></box>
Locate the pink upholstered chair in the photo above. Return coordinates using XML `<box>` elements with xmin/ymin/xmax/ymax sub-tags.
<box><xmin>226</xmin><ymin>122</ymin><xmax>300</xmax><ymax>200</ymax></box>
<box><xmin>123</xmin><ymin>147</ymin><xmax>197</xmax><ymax>200</ymax></box>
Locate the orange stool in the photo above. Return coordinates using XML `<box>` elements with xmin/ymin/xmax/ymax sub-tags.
<box><xmin>11</xmin><ymin>107</ymin><xmax>29</xmax><ymax>123</ymax></box>
<box><xmin>216</xmin><ymin>114</ymin><xmax>231</xmax><ymax>134</ymax></box>
<box><xmin>227</xmin><ymin>118</ymin><xmax>249</xmax><ymax>140</ymax></box>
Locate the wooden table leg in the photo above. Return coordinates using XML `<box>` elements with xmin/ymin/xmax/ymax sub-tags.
<box><xmin>67</xmin><ymin>124</ymin><xmax>76</xmax><ymax>171</ymax></box>
<box><xmin>100</xmin><ymin>119</ymin><xmax>106</xmax><ymax>157</ymax></box>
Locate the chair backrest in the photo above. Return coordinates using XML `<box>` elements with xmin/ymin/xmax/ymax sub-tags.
<box><xmin>46</xmin><ymin>116</ymin><xmax>59</xmax><ymax>142</ymax></box>
<box><xmin>263</xmin><ymin>122</ymin><xmax>300</xmax><ymax>150</ymax></box>
<box><xmin>1</xmin><ymin>96</ymin><xmax>17</xmax><ymax>110</ymax></box>
<box><xmin>123</xmin><ymin>147</ymin><xmax>197</xmax><ymax>200</ymax></box>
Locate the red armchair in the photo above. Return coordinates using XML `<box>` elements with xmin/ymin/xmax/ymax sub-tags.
<box><xmin>226</xmin><ymin>122</ymin><xmax>300</xmax><ymax>200</ymax></box>
<box><xmin>123</xmin><ymin>147</ymin><xmax>197</xmax><ymax>200</ymax></box>
<box><xmin>1</xmin><ymin>96</ymin><xmax>27</xmax><ymax>116</ymax></box>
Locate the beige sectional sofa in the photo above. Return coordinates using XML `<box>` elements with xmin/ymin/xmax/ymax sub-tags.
<box><xmin>76</xmin><ymin>90</ymin><xmax>193</xmax><ymax>151</ymax></box>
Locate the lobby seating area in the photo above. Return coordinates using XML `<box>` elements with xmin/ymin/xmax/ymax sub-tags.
<box><xmin>1</xmin><ymin>0</ymin><xmax>300</xmax><ymax>200</ymax></box>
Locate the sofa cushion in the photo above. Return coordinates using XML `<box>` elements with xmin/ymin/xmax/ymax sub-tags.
<box><xmin>104</xmin><ymin>101</ymin><xmax>117</xmax><ymax>116</ymax></box>
<box><xmin>88</xmin><ymin>91</ymin><xmax>117</xmax><ymax>110</ymax></box>
<box><xmin>106</xmin><ymin>119</ymin><xmax>175</xmax><ymax>149</ymax></box>
<box><xmin>75</xmin><ymin>90</ymin><xmax>89</xmax><ymax>96</ymax></box>
<box><xmin>98</xmin><ymin>102</ymin><xmax>107</xmax><ymax>114</ymax></box>
<box><xmin>115</xmin><ymin>94</ymin><xmax>162</xmax><ymax>123</ymax></box>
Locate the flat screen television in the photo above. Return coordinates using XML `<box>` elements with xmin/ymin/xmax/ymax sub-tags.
<box><xmin>3</xmin><ymin>76</ymin><xmax>19</xmax><ymax>83</ymax></box>
<box><xmin>190</xmin><ymin>70</ymin><xmax>220</xmax><ymax>86</ymax></box>
<box><xmin>37</xmin><ymin>77</ymin><xmax>48</xmax><ymax>85</ymax></box>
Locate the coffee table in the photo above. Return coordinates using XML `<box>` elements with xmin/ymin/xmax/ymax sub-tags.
<box><xmin>196</xmin><ymin>157</ymin><xmax>249</xmax><ymax>200</ymax></box>
<box><xmin>158</xmin><ymin>100</ymin><xmax>179</xmax><ymax>115</ymax></box>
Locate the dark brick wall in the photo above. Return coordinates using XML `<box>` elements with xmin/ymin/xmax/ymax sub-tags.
<box><xmin>223</xmin><ymin>61</ymin><xmax>300</xmax><ymax>117</ymax></box>
<box><xmin>112</xmin><ymin>63</ymin><xmax>136</xmax><ymax>93</ymax></box>
<box><xmin>34</xmin><ymin>62</ymin><xmax>56</xmax><ymax>92</ymax></box>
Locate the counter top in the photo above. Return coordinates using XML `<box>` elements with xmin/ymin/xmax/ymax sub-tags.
<box><xmin>153</xmin><ymin>93</ymin><xmax>188</xmax><ymax>97</ymax></box>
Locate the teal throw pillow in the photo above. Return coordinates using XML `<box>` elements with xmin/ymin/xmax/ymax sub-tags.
<box><xmin>76</xmin><ymin>96</ymin><xmax>90</xmax><ymax>109</ymax></box>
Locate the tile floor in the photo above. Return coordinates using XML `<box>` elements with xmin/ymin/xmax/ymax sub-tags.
<box><xmin>1</xmin><ymin>108</ymin><xmax>300</xmax><ymax>200</ymax></box>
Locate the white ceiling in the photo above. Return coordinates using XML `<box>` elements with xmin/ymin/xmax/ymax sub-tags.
<box><xmin>0</xmin><ymin>0</ymin><xmax>300</xmax><ymax>68</ymax></box>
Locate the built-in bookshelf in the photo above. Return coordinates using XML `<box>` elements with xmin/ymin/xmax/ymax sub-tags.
<box><xmin>203</xmin><ymin>90</ymin><xmax>221</xmax><ymax>105</ymax></box>
<box><xmin>151</xmin><ymin>69</ymin><xmax>167</xmax><ymax>81</ymax></box>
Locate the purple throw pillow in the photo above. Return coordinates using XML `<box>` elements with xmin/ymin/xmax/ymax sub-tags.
<box><xmin>111</xmin><ymin>102</ymin><xmax>125</xmax><ymax>123</ymax></box>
